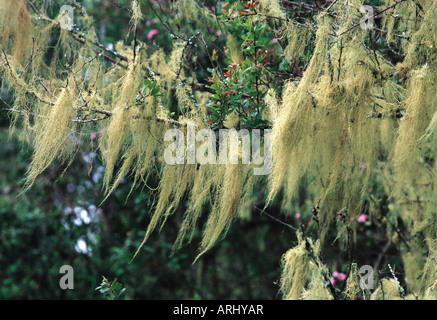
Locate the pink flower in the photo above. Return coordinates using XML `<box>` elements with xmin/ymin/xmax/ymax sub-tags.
<box><xmin>360</xmin><ymin>163</ymin><xmax>367</xmax><ymax>170</ymax></box>
<box><xmin>357</xmin><ymin>214</ymin><xmax>369</xmax><ymax>223</ymax></box>
<box><xmin>295</xmin><ymin>212</ymin><xmax>301</xmax><ymax>220</ymax></box>
<box><xmin>91</xmin><ymin>132</ymin><xmax>98</xmax><ymax>140</ymax></box>
<box><xmin>332</xmin><ymin>271</ymin><xmax>347</xmax><ymax>283</ymax></box>
<box><xmin>146</xmin><ymin>18</ymin><xmax>158</xmax><ymax>26</ymax></box>
<box><xmin>337</xmin><ymin>272</ymin><xmax>346</xmax><ymax>282</ymax></box>
<box><xmin>147</xmin><ymin>29</ymin><xmax>159</xmax><ymax>41</ymax></box>
<box><xmin>330</xmin><ymin>277</ymin><xmax>337</xmax><ymax>286</ymax></box>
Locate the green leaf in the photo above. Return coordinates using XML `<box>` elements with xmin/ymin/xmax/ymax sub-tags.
<box><xmin>149</xmin><ymin>81</ymin><xmax>157</xmax><ymax>89</ymax></box>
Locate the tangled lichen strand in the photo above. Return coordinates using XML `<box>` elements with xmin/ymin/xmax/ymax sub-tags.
<box><xmin>267</xmin><ymin>18</ymin><xmax>330</xmax><ymax>207</ymax></box>
<box><xmin>0</xmin><ymin>0</ymin><xmax>33</xmax><ymax>64</ymax></box>
<box><xmin>342</xmin><ymin>263</ymin><xmax>364</xmax><ymax>300</ymax></box>
<box><xmin>279</xmin><ymin>236</ymin><xmax>310</xmax><ymax>300</ymax></box>
<box><xmin>99</xmin><ymin>62</ymin><xmax>144</xmax><ymax>193</ymax></box>
<box><xmin>370</xmin><ymin>278</ymin><xmax>405</xmax><ymax>300</ymax></box>
<box><xmin>196</xmin><ymin>163</ymin><xmax>246</xmax><ymax>259</ymax></box>
<box><xmin>279</xmin><ymin>233</ymin><xmax>332</xmax><ymax>300</ymax></box>
<box><xmin>24</xmin><ymin>83</ymin><xmax>76</xmax><ymax>189</ymax></box>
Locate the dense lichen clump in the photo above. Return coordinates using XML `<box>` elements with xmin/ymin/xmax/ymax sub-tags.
<box><xmin>268</xmin><ymin>0</ymin><xmax>437</xmax><ymax>300</ymax></box>
<box><xmin>1</xmin><ymin>0</ymin><xmax>437</xmax><ymax>299</ymax></box>
<box><xmin>280</xmin><ymin>233</ymin><xmax>332</xmax><ymax>300</ymax></box>
<box><xmin>100</xmin><ymin>62</ymin><xmax>143</xmax><ymax>193</ymax></box>
<box><xmin>25</xmin><ymin>84</ymin><xmax>76</xmax><ymax>189</ymax></box>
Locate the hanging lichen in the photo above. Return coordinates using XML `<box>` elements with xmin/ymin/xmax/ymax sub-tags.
<box><xmin>280</xmin><ymin>232</ymin><xmax>332</xmax><ymax>300</ymax></box>
<box><xmin>2</xmin><ymin>0</ymin><xmax>437</xmax><ymax>300</ymax></box>
<box><xmin>24</xmin><ymin>82</ymin><xmax>76</xmax><ymax>189</ymax></box>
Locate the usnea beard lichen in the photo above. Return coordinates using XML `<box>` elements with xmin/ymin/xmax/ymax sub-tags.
<box><xmin>279</xmin><ymin>232</ymin><xmax>332</xmax><ymax>300</ymax></box>
<box><xmin>99</xmin><ymin>62</ymin><xmax>143</xmax><ymax>194</ymax></box>
<box><xmin>1</xmin><ymin>0</ymin><xmax>437</xmax><ymax>300</ymax></box>
<box><xmin>270</xmin><ymin>1</ymin><xmax>437</xmax><ymax>300</ymax></box>
<box><xmin>24</xmin><ymin>83</ymin><xmax>76</xmax><ymax>189</ymax></box>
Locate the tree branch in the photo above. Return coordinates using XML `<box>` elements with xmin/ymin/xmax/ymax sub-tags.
<box><xmin>26</xmin><ymin>0</ymin><xmax>129</xmax><ymax>68</ymax></box>
<box><xmin>337</xmin><ymin>0</ymin><xmax>407</xmax><ymax>37</ymax></box>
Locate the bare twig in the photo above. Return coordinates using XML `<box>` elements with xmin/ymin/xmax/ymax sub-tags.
<box><xmin>73</xmin><ymin>115</ymin><xmax>109</xmax><ymax>123</ymax></box>
<box><xmin>26</xmin><ymin>0</ymin><xmax>129</xmax><ymax>68</ymax></box>
<box><xmin>388</xmin><ymin>264</ymin><xmax>405</xmax><ymax>299</ymax></box>
<box><xmin>337</xmin><ymin>0</ymin><xmax>407</xmax><ymax>37</ymax></box>
<box><xmin>252</xmin><ymin>203</ymin><xmax>297</xmax><ymax>231</ymax></box>
<box><xmin>35</xmin><ymin>74</ymin><xmax>58</xmax><ymax>99</ymax></box>
<box><xmin>0</xmin><ymin>96</ymin><xmax>44</xmax><ymax>119</ymax></box>
<box><xmin>374</xmin><ymin>240</ymin><xmax>391</xmax><ymax>272</ymax></box>
<box><xmin>147</xmin><ymin>0</ymin><xmax>187</xmax><ymax>41</ymax></box>
<box><xmin>18</xmin><ymin>38</ymin><xmax>44</xmax><ymax>76</ymax></box>
<box><xmin>112</xmin><ymin>1</ymin><xmax>132</xmax><ymax>14</ymax></box>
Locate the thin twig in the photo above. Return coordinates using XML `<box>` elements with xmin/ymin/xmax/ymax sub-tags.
<box><xmin>337</xmin><ymin>0</ymin><xmax>407</xmax><ymax>37</ymax></box>
<box><xmin>252</xmin><ymin>203</ymin><xmax>297</xmax><ymax>231</ymax></box>
<box><xmin>147</xmin><ymin>0</ymin><xmax>187</xmax><ymax>41</ymax></box>
<box><xmin>73</xmin><ymin>115</ymin><xmax>109</xmax><ymax>123</ymax></box>
<box><xmin>18</xmin><ymin>38</ymin><xmax>44</xmax><ymax>76</ymax></box>
<box><xmin>35</xmin><ymin>74</ymin><xmax>58</xmax><ymax>99</ymax></box>
<box><xmin>112</xmin><ymin>1</ymin><xmax>132</xmax><ymax>14</ymax></box>
<box><xmin>0</xmin><ymin>96</ymin><xmax>44</xmax><ymax>119</ymax></box>
<box><xmin>26</xmin><ymin>0</ymin><xmax>128</xmax><ymax>68</ymax></box>
<box><xmin>388</xmin><ymin>264</ymin><xmax>405</xmax><ymax>299</ymax></box>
